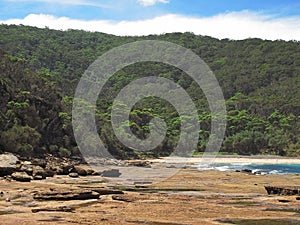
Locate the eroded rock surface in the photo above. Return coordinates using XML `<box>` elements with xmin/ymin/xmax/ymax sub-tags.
<box><xmin>33</xmin><ymin>189</ymin><xmax>100</xmax><ymax>200</ymax></box>
<box><xmin>11</xmin><ymin>172</ymin><xmax>32</xmax><ymax>182</ymax></box>
<box><xmin>265</xmin><ymin>186</ymin><xmax>300</xmax><ymax>196</ymax></box>
<box><xmin>0</xmin><ymin>153</ymin><xmax>19</xmax><ymax>176</ymax></box>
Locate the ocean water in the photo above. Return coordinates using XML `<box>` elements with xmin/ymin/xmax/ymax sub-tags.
<box><xmin>196</xmin><ymin>163</ymin><xmax>300</xmax><ymax>174</ymax></box>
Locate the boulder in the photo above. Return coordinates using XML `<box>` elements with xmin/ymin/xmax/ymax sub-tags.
<box><xmin>11</xmin><ymin>172</ymin><xmax>32</xmax><ymax>182</ymax></box>
<box><xmin>72</xmin><ymin>166</ymin><xmax>87</xmax><ymax>176</ymax></box>
<box><xmin>50</xmin><ymin>166</ymin><xmax>64</xmax><ymax>175</ymax></box>
<box><xmin>20</xmin><ymin>164</ymin><xmax>34</xmax><ymax>175</ymax></box>
<box><xmin>253</xmin><ymin>170</ymin><xmax>268</xmax><ymax>175</ymax></box>
<box><xmin>44</xmin><ymin>168</ymin><xmax>55</xmax><ymax>177</ymax></box>
<box><xmin>126</xmin><ymin>160</ymin><xmax>151</xmax><ymax>168</ymax></box>
<box><xmin>33</xmin><ymin>175</ymin><xmax>43</xmax><ymax>180</ymax></box>
<box><xmin>241</xmin><ymin>169</ymin><xmax>252</xmax><ymax>174</ymax></box>
<box><xmin>61</xmin><ymin>163</ymin><xmax>74</xmax><ymax>175</ymax></box>
<box><xmin>92</xmin><ymin>171</ymin><xmax>100</xmax><ymax>176</ymax></box>
<box><xmin>0</xmin><ymin>153</ymin><xmax>19</xmax><ymax>176</ymax></box>
<box><xmin>86</xmin><ymin>169</ymin><xmax>95</xmax><ymax>175</ymax></box>
<box><xmin>101</xmin><ymin>169</ymin><xmax>121</xmax><ymax>177</ymax></box>
<box><xmin>32</xmin><ymin>166</ymin><xmax>48</xmax><ymax>179</ymax></box>
<box><xmin>69</xmin><ymin>172</ymin><xmax>79</xmax><ymax>178</ymax></box>
<box><xmin>31</xmin><ymin>158</ymin><xmax>47</xmax><ymax>168</ymax></box>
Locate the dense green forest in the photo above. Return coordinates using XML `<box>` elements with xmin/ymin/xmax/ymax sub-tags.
<box><xmin>0</xmin><ymin>24</ymin><xmax>300</xmax><ymax>158</ymax></box>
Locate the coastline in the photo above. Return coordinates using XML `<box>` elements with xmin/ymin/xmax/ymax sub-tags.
<box><xmin>207</xmin><ymin>155</ymin><xmax>300</xmax><ymax>165</ymax></box>
<box><xmin>150</xmin><ymin>155</ymin><xmax>300</xmax><ymax>165</ymax></box>
<box><xmin>1</xmin><ymin>154</ymin><xmax>300</xmax><ymax>224</ymax></box>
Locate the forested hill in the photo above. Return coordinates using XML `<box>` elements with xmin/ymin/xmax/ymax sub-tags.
<box><xmin>0</xmin><ymin>24</ymin><xmax>300</xmax><ymax>158</ymax></box>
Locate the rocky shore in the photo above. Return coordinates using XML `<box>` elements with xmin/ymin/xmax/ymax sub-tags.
<box><xmin>0</xmin><ymin>152</ymin><xmax>134</xmax><ymax>182</ymax></box>
<box><xmin>0</xmin><ymin>153</ymin><xmax>300</xmax><ymax>225</ymax></box>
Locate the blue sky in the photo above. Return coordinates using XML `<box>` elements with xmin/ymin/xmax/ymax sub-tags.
<box><xmin>1</xmin><ymin>0</ymin><xmax>300</xmax><ymax>20</ymax></box>
<box><xmin>1</xmin><ymin>0</ymin><xmax>300</xmax><ymax>40</ymax></box>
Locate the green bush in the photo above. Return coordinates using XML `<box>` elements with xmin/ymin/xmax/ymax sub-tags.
<box><xmin>0</xmin><ymin>125</ymin><xmax>41</xmax><ymax>156</ymax></box>
<box><xmin>58</xmin><ymin>147</ymin><xmax>71</xmax><ymax>157</ymax></box>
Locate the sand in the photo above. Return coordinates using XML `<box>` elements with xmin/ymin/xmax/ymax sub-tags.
<box><xmin>150</xmin><ymin>155</ymin><xmax>300</xmax><ymax>165</ymax></box>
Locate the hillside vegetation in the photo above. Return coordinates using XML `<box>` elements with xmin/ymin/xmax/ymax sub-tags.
<box><xmin>0</xmin><ymin>24</ymin><xmax>300</xmax><ymax>158</ymax></box>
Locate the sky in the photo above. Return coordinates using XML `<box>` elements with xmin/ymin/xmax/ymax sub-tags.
<box><xmin>0</xmin><ymin>0</ymin><xmax>300</xmax><ymax>40</ymax></box>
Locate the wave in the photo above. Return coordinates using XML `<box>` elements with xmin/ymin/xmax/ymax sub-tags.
<box><xmin>195</xmin><ymin>163</ymin><xmax>300</xmax><ymax>174</ymax></box>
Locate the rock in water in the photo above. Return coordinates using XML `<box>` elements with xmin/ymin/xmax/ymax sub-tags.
<box><xmin>11</xmin><ymin>172</ymin><xmax>32</xmax><ymax>182</ymax></box>
<box><xmin>0</xmin><ymin>153</ymin><xmax>19</xmax><ymax>176</ymax></box>
<box><xmin>101</xmin><ymin>169</ymin><xmax>121</xmax><ymax>177</ymax></box>
<box><xmin>241</xmin><ymin>169</ymin><xmax>252</xmax><ymax>174</ymax></box>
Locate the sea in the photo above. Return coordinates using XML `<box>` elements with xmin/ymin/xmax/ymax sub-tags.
<box><xmin>196</xmin><ymin>163</ymin><xmax>300</xmax><ymax>174</ymax></box>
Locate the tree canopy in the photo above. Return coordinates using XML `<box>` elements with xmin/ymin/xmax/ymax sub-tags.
<box><xmin>0</xmin><ymin>24</ymin><xmax>300</xmax><ymax>158</ymax></box>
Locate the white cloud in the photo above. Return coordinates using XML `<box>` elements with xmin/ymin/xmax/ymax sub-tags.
<box><xmin>137</xmin><ymin>0</ymin><xmax>169</xmax><ymax>7</ymax></box>
<box><xmin>1</xmin><ymin>11</ymin><xmax>300</xmax><ymax>41</ymax></box>
<box><xmin>5</xmin><ymin>0</ymin><xmax>109</xmax><ymax>8</ymax></box>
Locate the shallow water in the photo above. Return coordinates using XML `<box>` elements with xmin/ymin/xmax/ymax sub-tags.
<box><xmin>196</xmin><ymin>163</ymin><xmax>300</xmax><ymax>174</ymax></box>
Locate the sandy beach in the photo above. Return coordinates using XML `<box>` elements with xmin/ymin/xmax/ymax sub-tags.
<box><xmin>212</xmin><ymin>155</ymin><xmax>300</xmax><ymax>164</ymax></box>
<box><xmin>150</xmin><ymin>155</ymin><xmax>300</xmax><ymax>165</ymax></box>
